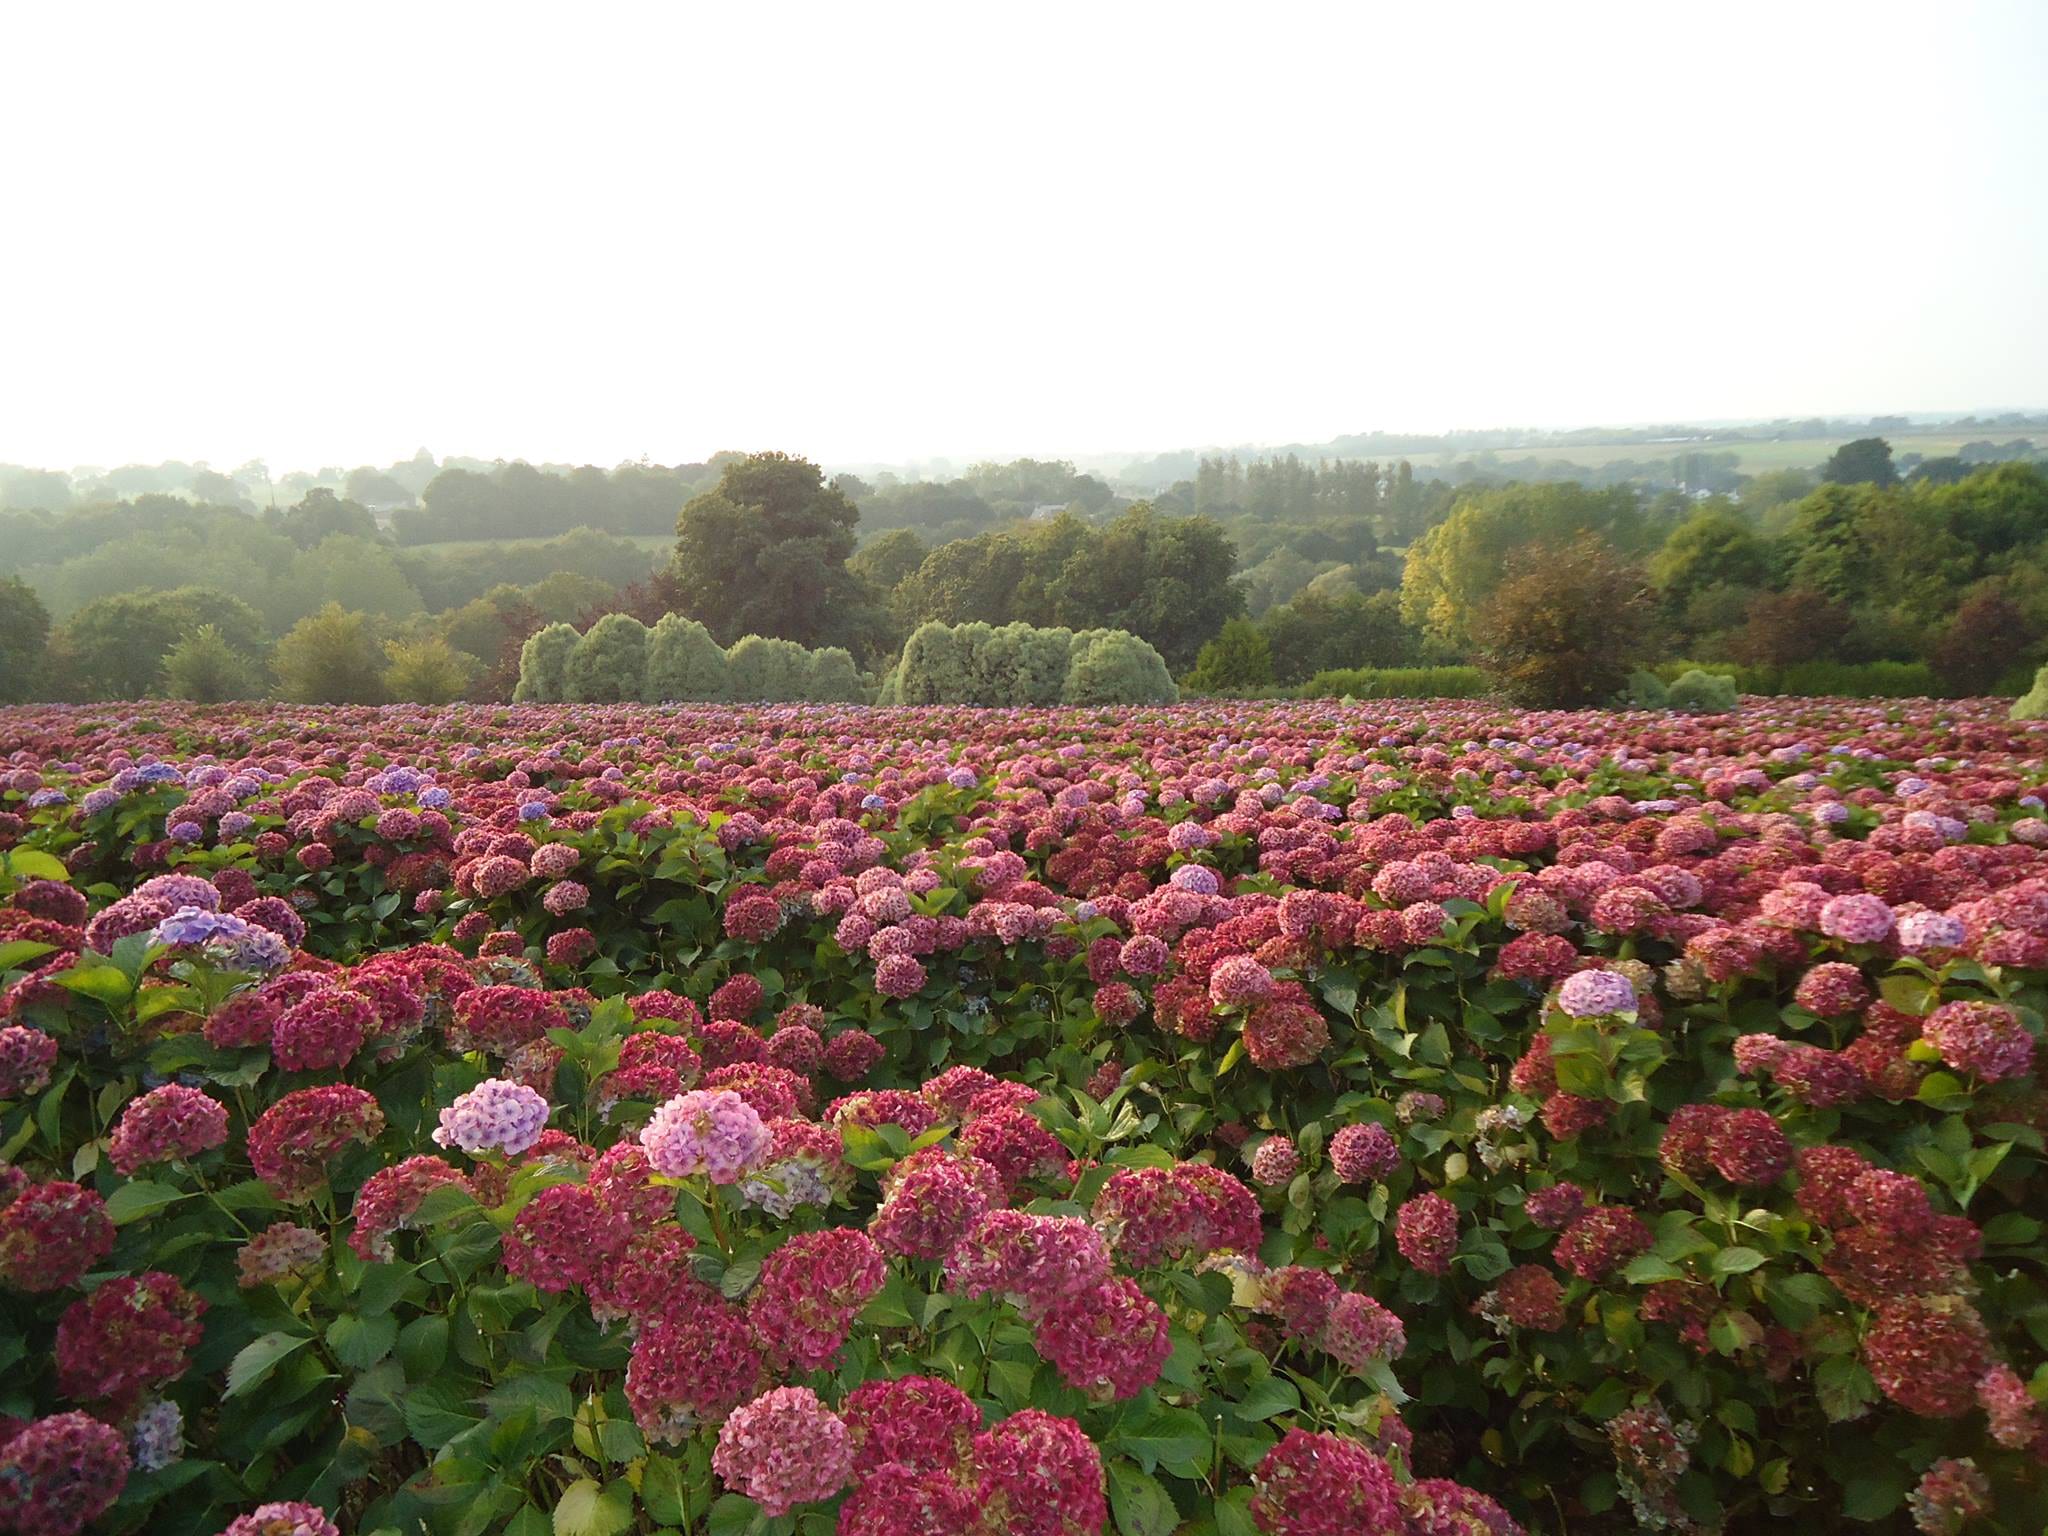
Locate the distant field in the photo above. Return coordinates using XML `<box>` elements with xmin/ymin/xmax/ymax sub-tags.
<box><xmin>402</xmin><ymin>534</ymin><xmax>671</xmax><ymax>558</ymax></box>
<box><xmin>1398</xmin><ymin>431</ymin><xmax>2013</xmax><ymax>474</ymax></box>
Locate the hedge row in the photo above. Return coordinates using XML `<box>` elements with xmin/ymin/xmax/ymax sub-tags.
<box><xmin>879</xmin><ymin>620</ymin><xmax>1178</xmax><ymax>706</ymax></box>
<box><xmin>1295</xmin><ymin>665</ymin><xmax>1492</xmax><ymax>700</ymax></box>
<box><xmin>514</xmin><ymin>614</ymin><xmax>868</xmax><ymax>704</ymax></box>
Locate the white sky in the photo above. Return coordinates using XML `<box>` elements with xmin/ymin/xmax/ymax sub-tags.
<box><xmin>2</xmin><ymin>1</ymin><xmax>2044</xmax><ymax>475</ymax></box>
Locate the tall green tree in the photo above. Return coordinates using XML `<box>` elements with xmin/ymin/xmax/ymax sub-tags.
<box><xmin>272</xmin><ymin>605</ymin><xmax>388</xmax><ymax>704</ymax></box>
<box><xmin>1185</xmin><ymin>619</ymin><xmax>1274</xmax><ymax>694</ymax></box>
<box><xmin>1819</xmin><ymin>437</ymin><xmax>1897</xmax><ymax>488</ymax></box>
<box><xmin>1473</xmin><ymin>534</ymin><xmax>1654</xmax><ymax>707</ymax></box>
<box><xmin>56</xmin><ymin>587</ymin><xmax>265</xmax><ymax>700</ymax></box>
<box><xmin>667</xmin><ymin>453</ymin><xmax>880</xmax><ymax>655</ymax></box>
<box><xmin>161</xmin><ymin>625</ymin><xmax>257</xmax><ymax>702</ymax></box>
<box><xmin>0</xmin><ymin>577</ymin><xmax>51</xmax><ymax>701</ymax></box>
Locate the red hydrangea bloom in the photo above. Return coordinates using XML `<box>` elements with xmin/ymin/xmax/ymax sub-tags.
<box><xmin>1921</xmin><ymin>1000</ymin><xmax>2035</xmax><ymax>1082</ymax></box>
<box><xmin>1250</xmin><ymin>1428</ymin><xmax>1403</xmax><ymax>1536</ymax></box>
<box><xmin>501</xmin><ymin>1184</ymin><xmax>630</xmax><ymax>1293</ymax></box>
<box><xmin>1259</xmin><ymin>1266</ymin><xmax>1341</xmax><ymax>1341</ymax></box>
<box><xmin>1034</xmin><ymin>1275</ymin><xmax>1172</xmax><ymax>1399</ymax></box>
<box><xmin>1793</xmin><ymin>1144</ymin><xmax>1874</xmax><ymax>1228</ymax></box>
<box><xmin>625</xmin><ymin>1291</ymin><xmax>763</xmax><ymax>1443</ymax></box>
<box><xmin>954</xmin><ymin>1107</ymin><xmax>1068</xmax><ymax>1198</ymax></box>
<box><xmin>841</xmin><ymin>1373</ymin><xmax>982</xmax><ymax>1475</ymax></box>
<box><xmin>947</xmin><ymin>1211</ymin><xmax>1112</xmax><ymax>1319</ymax></box>
<box><xmin>710</xmin><ymin>974</ymin><xmax>765</xmax><ymax>1021</ymax></box>
<box><xmin>1251</xmin><ymin>1135</ymin><xmax>1300</xmax><ymax>1186</ymax></box>
<box><xmin>349</xmin><ymin>1155</ymin><xmax>470</xmax><ymax>1262</ymax></box>
<box><xmin>0</xmin><ymin>1027</ymin><xmax>58</xmax><ymax>1098</ymax></box>
<box><xmin>1317</xmin><ymin>1290</ymin><xmax>1407</xmax><ymax>1369</ymax></box>
<box><xmin>53</xmin><ymin>1271</ymin><xmax>206</xmax><ymax>1408</ymax></box>
<box><xmin>1404</xmin><ymin>1479</ymin><xmax>1525</xmax><ymax>1536</ymax></box>
<box><xmin>1539</xmin><ymin>1092</ymin><xmax>1609</xmax><ymax>1142</ymax></box>
<box><xmin>747</xmin><ymin>1228</ymin><xmax>886</xmax><ymax>1373</ymax></box>
<box><xmin>1480</xmin><ymin>1265</ymin><xmax>1565</xmax><ymax>1333</ymax></box>
<box><xmin>588</xmin><ymin>1225</ymin><xmax>702</xmax><ymax>1327</ymax></box>
<box><xmin>1522</xmin><ymin>1182</ymin><xmax>1587</xmax><ymax>1230</ymax></box>
<box><xmin>1394</xmin><ymin>1193</ymin><xmax>1459</xmax><ymax>1276</ymax></box>
<box><xmin>823</xmin><ymin>1028</ymin><xmax>885</xmax><ymax>1081</ymax></box>
<box><xmin>1554</xmin><ymin>1205</ymin><xmax>1652</xmax><ymax>1281</ymax></box>
<box><xmin>246</xmin><ymin>1086</ymin><xmax>385</xmax><ymax>1202</ymax></box>
<box><xmin>217</xmin><ymin>1503</ymin><xmax>342</xmax><ymax>1536</ymax></box>
<box><xmin>0</xmin><ymin>1181</ymin><xmax>115</xmax><ymax>1292</ymax></box>
<box><xmin>969</xmin><ymin>1409</ymin><xmax>1107</xmax><ymax>1536</ymax></box>
<box><xmin>270</xmin><ymin>987</ymin><xmax>373</xmax><ymax>1071</ymax></box>
<box><xmin>447</xmin><ymin>984</ymin><xmax>567</xmax><ymax>1055</ymax></box>
<box><xmin>1792</xmin><ymin>962</ymin><xmax>1870</xmax><ymax>1018</ymax></box>
<box><xmin>1092</xmin><ymin>1163</ymin><xmax>1261</xmax><ymax>1266</ymax></box>
<box><xmin>1658</xmin><ymin>1103</ymin><xmax>1725</xmax><ymax>1180</ymax></box>
<box><xmin>871</xmin><ymin>1147</ymin><xmax>1005</xmax><ymax>1261</ymax></box>
<box><xmin>1329</xmin><ymin>1122</ymin><xmax>1401</xmax><ymax>1184</ymax></box>
<box><xmin>836</xmin><ymin>1464</ymin><xmax>979</xmax><ymax>1536</ymax></box>
<box><xmin>108</xmin><ymin>1083</ymin><xmax>228</xmax><ymax>1174</ymax></box>
<box><xmin>0</xmin><ymin>1411</ymin><xmax>130</xmax><ymax>1536</ymax></box>
<box><xmin>1243</xmin><ymin>990</ymin><xmax>1330</xmax><ymax>1070</ymax></box>
<box><xmin>1908</xmin><ymin>1458</ymin><xmax>1992</xmax><ymax>1536</ymax></box>
<box><xmin>1862</xmin><ymin>1294</ymin><xmax>1992</xmax><ymax>1417</ymax></box>
<box><xmin>1706</xmin><ymin>1107</ymin><xmax>1792</xmax><ymax>1186</ymax></box>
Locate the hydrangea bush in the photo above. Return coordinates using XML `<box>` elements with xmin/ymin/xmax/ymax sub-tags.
<box><xmin>0</xmin><ymin>696</ymin><xmax>2044</xmax><ymax>1534</ymax></box>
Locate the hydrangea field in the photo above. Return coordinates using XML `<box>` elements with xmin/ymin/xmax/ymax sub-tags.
<box><xmin>0</xmin><ymin>698</ymin><xmax>2045</xmax><ymax>1536</ymax></box>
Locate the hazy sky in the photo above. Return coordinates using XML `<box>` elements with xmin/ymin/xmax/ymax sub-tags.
<box><xmin>3</xmin><ymin>2</ymin><xmax>2044</xmax><ymax>474</ymax></box>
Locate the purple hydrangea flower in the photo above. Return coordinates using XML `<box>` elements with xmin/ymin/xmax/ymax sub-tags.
<box><xmin>434</xmin><ymin>1079</ymin><xmax>550</xmax><ymax>1157</ymax></box>
<box><xmin>1557</xmin><ymin>969</ymin><xmax>1637</xmax><ymax>1019</ymax></box>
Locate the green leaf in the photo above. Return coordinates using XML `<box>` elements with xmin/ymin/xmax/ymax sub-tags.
<box><xmin>639</xmin><ymin>1452</ymin><xmax>688</xmax><ymax>1524</ymax></box>
<box><xmin>1623</xmin><ymin>1254</ymin><xmax>1685</xmax><ymax>1285</ymax></box>
<box><xmin>1108</xmin><ymin>1462</ymin><xmax>1181</xmax><ymax>1536</ymax></box>
<box><xmin>397</xmin><ymin>1315</ymin><xmax>450</xmax><ymax>1379</ymax></box>
<box><xmin>225</xmin><ymin>1331</ymin><xmax>315</xmax><ymax>1398</ymax></box>
<box><xmin>328</xmin><ymin>1313</ymin><xmax>399</xmax><ymax>1371</ymax></box>
<box><xmin>402</xmin><ymin>1379</ymin><xmax>481</xmax><ymax>1450</ymax></box>
<box><xmin>1710</xmin><ymin>1246</ymin><xmax>1767</xmax><ymax>1277</ymax></box>
<box><xmin>705</xmin><ymin>1494</ymin><xmax>761</xmax><ymax>1535</ymax></box>
<box><xmin>553</xmin><ymin>1477</ymin><xmax>633</xmax><ymax>1536</ymax></box>
<box><xmin>0</xmin><ymin>941</ymin><xmax>58</xmax><ymax>972</ymax></box>
<box><xmin>104</xmin><ymin>1181</ymin><xmax>188</xmax><ymax>1225</ymax></box>
<box><xmin>1112</xmin><ymin>1405</ymin><xmax>1212</xmax><ymax>1475</ymax></box>
<box><xmin>1841</xmin><ymin>1471</ymin><xmax>1906</xmax><ymax>1522</ymax></box>
<box><xmin>52</xmin><ymin>964</ymin><xmax>133</xmax><ymax>1007</ymax></box>
<box><xmin>2</xmin><ymin>850</ymin><xmax>69</xmax><ymax>882</ymax></box>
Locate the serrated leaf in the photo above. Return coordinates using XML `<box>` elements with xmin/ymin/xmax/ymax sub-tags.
<box><xmin>1108</xmin><ymin>1462</ymin><xmax>1180</xmax><ymax>1536</ymax></box>
<box><xmin>328</xmin><ymin>1313</ymin><xmax>399</xmax><ymax>1371</ymax></box>
<box><xmin>225</xmin><ymin>1331</ymin><xmax>314</xmax><ymax>1398</ymax></box>
<box><xmin>552</xmin><ymin>1477</ymin><xmax>633</xmax><ymax>1536</ymax></box>
<box><xmin>1711</xmin><ymin>1246</ymin><xmax>1767</xmax><ymax>1277</ymax></box>
<box><xmin>104</xmin><ymin>1180</ymin><xmax>188</xmax><ymax>1225</ymax></box>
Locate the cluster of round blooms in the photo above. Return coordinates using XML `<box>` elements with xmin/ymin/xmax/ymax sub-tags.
<box><xmin>1522</xmin><ymin>1182</ymin><xmax>1586</xmax><ymax>1230</ymax></box>
<box><xmin>640</xmin><ymin>1088</ymin><xmax>771</xmax><ymax>1183</ymax></box>
<box><xmin>1554</xmin><ymin>1205</ymin><xmax>1653</xmax><ymax>1281</ymax></box>
<box><xmin>947</xmin><ymin>1211</ymin><xmax>1112</xmax><ymax>1319</ymax></box>
<box><xmin>1792</xmin><ymin>961</ymin><xmax>1869</xmax><ymax>1018</ymax></box>
<box><xmin>1556</xmin><ymin>969</ymin><xmax>1635</xmax><ymax>1019</ymax></box>
<box><xmin>1034</xmin><ymin>1275</ymin><xmax>1173</xmax><ymax>1399</ymax></box>
<box><xmin>247</xmin><ymin>1086</ymin><xmax>385</xmax><ymax>1202</ymax></box>
<box><xmin>969</xmin><ymin>1408</ymin><xmax>1107</xmax><ymax>1536</ymax></box>
<box><xmin>501</xmin><ymin>1184</ymin><xmax>630</xmax><ymax>1292</ymax></box>
<box><xmin>108</xmin><ymin>1083</ymin><xmax>228</xmax><ymax>1173</ymax></box>
<box><xmin>1250</xmin><ymin>1428</ymin><xmax>1403</xmax><ymax>1535</ymax></box>
<box><xmin>149</xmin><ymin>905</ymin><xmax>291</xmax><ymax>974</ymax></box>
<box><xmin>955</xmin><ymin>1107</ymin><xmax>1069</xmax><ymax>1197</ymax></box>
<box><xmin>432</xmin><ymin>1078</ymin><xmax>549</xmax><ymax>1158</ymax></box>
<box><xmin>1394</xmin><ymin>1192</ymin><xmax>1459</xmax><ymax>1276</ymax></box>
<box><xmin>1317</xmin><ymin>1291</ymin><xmax>1407</xmax><ymax>1371</ymax></box>
<box><xmin>238</xmin><ymin>1221</ymin><xmax>326</xmax><ymax>1287</ymax></box>
<box><xmin>871</xmin><ymin>1147</ymin><xmax>1005</xmax><ymax>1260</ymax></box>
<box><xmin>624</xmin><ymin>1291</ymin><xmax>763</xmax><ymax>1443</ymax></box>
<box><xmin>217</xmin><ymin>1501</ymin><xmax>343</xmax><ymax>1536</ymax></box>
<box><xmin>1920</xmin><ymin>1000</ymin><xmax>2035</xmax><ymax>1082</ymax></box>
<box><xmin>711</xmin><ymin>1386</ymin><xmax>853</xmax><ymax>1517</ymax></box>
<box><xmin>128</xmin><ymin>1398</ymin><xmax>183</xmax><ymax>1473</ymax></box>
<box><xmin>271</xmin><ymin>988</ymin><xmax>374</xmax><ymax>1072</ymax></box>
<box><xmin>0</xmin><ymin>1026</ymin><xmax>59</xmax><ymax>1098</ymax></box>
<box><xmin>1819</xmin><ymin>892</ymin><xmax>1894</xmax><ymax>944</ymax></box>
<box><xmin>0</xmin><ymin>1411</ymin><xmax>131</xmax><ymax>1536</ymax></box>
<box><xmin>1862</xmin><ymin>1294</ymin><xmax>1992</xmax><ymax>1418</ymax></box>
<box><xmin>1907</xmin><ymin>1458</ymin><xmax>1992</xmax><ymax>1536</ymax></box>
<box><xmin>588</xmin><ymin>1226</ymin><xmax>699</xmax><ymax>1327</ymax></box>
<box><xmin>1250</xmin><ymin>1135</ymin><xmax>1300</xmax><ymax>1187</ymax></box>
<box><xmin>748</xmin><ymin>1228</ymin><xmax>887</xmax><ymax>1372</ymax></box>
<box><xmin>0</xmin><ymin>1181</ymin><xmax>115</xmax><ymax>1292</ymax></box>
<box><xmin>54</xmin><ymin>1271</ymin><xmax>206</xmax><ymax>1407</ymax></box>
<box><xmin>1091</xmin><ymin>1163</ymin><xmax>1261</xmax><ymax>1266</ymax></box>
<box><xmin>1475</xmin><ymin>1264</ymin><xmax>1566</xmax><ymax>1334</ymax></box>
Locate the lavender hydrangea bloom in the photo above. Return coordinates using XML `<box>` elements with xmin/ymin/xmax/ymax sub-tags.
<box><xmin>434</xmin><ymin>1080</ymin><xmax>551</xmax><ymax>1156</ymax></box>
<box><xmin>418</xmin><ymin>786</ymin><xmax>452</xmax><ymax>810</ymax></box>
<box><xmin>129</xmin><ymin>1399</ymin><xmax>184</xmax><ymax>1471</ymax></box>
<box><xmin>150</xmin><ymin>907</ymin><xmax>291</xmax><ymax>975</ymax></box>
<box><xmin>641</xmin><ymin>1088</ymin><xmax>771</xmax><ymax>1183</ymax></box>
<box><xmin>26</xmin><ymin>789</ymin><xmax>68</xmax><ymax>809</ymax></box>
<box><xmin>1557</xmin><ymin>969</ymin><xmax>1637</xmax><ymax>1019</ymax></box>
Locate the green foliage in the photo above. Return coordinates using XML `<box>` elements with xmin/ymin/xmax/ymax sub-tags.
<box><xmin>848</xmin><ymin>528</ymin><xmax>931</xmax><ymax>597</ymax></box>
<box><xmin>271</xmin><ymin>603</ymin><xmax>388</xmax><ymax>704</ymax></box>
<box><xmin>643</xmin><ymin>614</ymin><xmax>732</xmax><ymax>702</ymax></box>
<box><xmin>161</xmin><ymin>625</ymin><xmax>258</xmax><ymax>702</ymax></box>
<box><xmin>383</xmin><ymin>634</ymin><xmax>474</xmax><ymax>704</ymax></box>
<box><xmin>1473</xmin><ymin>534</ymin><xmax>1656</xmax><ymax>707</ymax></box>
<box><xmin>725</xmin><ymin>634</ymin><xmax>813</xmax><ymax>702</ymax></box>
<box><xmin>1184</xmin><ymin>619</ymin><xmax>1274</xmax><ymax>694</ymax></box>
<box><xmin>1819</xmin><ymin>435</ymin><xmax>1897</xmax><ymax>487</ymax></box>
<box><xmin>1663</xmin><ymin>667</ymin><xmax>1738</xmax><ymax>713</ymax></box>
<box><xmin>897</xmin><ymin>621</ymin><xmax>974</xmax><ymax>705</ymax></box>
<box><xmin>512</xmin><ymin>623</ymin><xmax>579</xmax><ymax>703</ymax></box>
<box><xmin>667</xmin><ymin>452</ymin><xmax>882</xmax><ymax>656</ymax></box>
<box><xmin>1296</xmin><ymin>665</ymin><xmax>1490</xmax><ymax>699</ymax></box>
<box><xmin>1261</xmin><ymin>589</ymin><xmax>1418</xmax><ymax>686</ymax></box>
<box><xmin>1657</xmin><ymin>657</ymin><xmax>1940</xmax><ymax>698</ymax></box>
<box><xmin>1401</xmin><ymin>482</ymin><xmax>1658</xmax><ymax>648</ymax></box>
<box><xmin>2013</xmin><ymin>664</ymin><xmax>2048</xmax><ymax>719</ymax></box>
<box><xmin>563</xmin><ymin>614</ymin><xmax>650</xmax><ymax>704</ymax></box>
<box><xmin>1930</xmin><ymin>587</ymin><xmax>2039</xmax><ymax>696</ymax></box>
<box><xmin>805</xmin><ymin>646</ymin><xmax>868</xmax><ymax>703</ymax></box>
<box><xmin>1062</xmin><ymin>629</ymin><xmax>1178</xmax><ymax>705</ymax></box>
<box><xmin>1621</xmin><ymin>670</ymin><xmax>1669</xmax><ymax>709</ymax></box>
<box><xmin>0</xmin><ymin>575</ymin><xmax>50</xmax><ymax>702</ymax></box>
<box><xmin>55</xmin><ymin>587</ymin><xmax>268</xmax><ymax>701</ymax></box>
